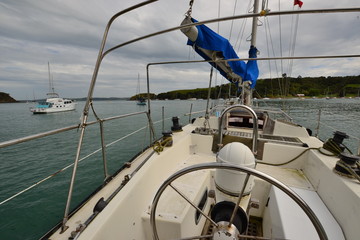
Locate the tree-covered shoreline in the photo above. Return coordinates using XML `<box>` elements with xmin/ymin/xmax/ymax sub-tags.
<box><xmin>0</xmin><ymin>92</ymin><xmax>17</xmax><ymax>103</ymax></box>
<box><xmin>3</xmin><ymin>75</ymin><xmax>360</xmax><ymax>102</ymax></box>
<box><xmin>132</xmin><ymin>75</ymin><xmax>360</xmax><ymax>100</ymax></box>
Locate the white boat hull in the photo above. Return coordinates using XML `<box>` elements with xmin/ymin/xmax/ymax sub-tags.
<box><xmin>30</xmin><ymin>98</ymin><xmax>76</xmax><ymax>114</ymax></box>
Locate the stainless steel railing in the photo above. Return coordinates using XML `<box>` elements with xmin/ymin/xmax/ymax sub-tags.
<box><xmin>0</xmin><ymin>111</ymin><xmax>148</xmax><ymax>149</ymax></box>
<box><xmin>218</xmin><ymin>105</ymin><xmax>259</xmax><ymax>155</ymax></box>
<box><xmin>0</xmin><ymin>110</ymin><xmax>151</xmax><ymax>206</ymax></box>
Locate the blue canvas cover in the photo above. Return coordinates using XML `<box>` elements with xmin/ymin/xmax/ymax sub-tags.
<box><xmin>187</xmin><ymin>18</ymin><xmax>259</xmax><ymax>88</ymax></box>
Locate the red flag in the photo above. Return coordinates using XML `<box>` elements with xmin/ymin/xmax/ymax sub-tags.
<box><xmin>294</xmin><ymin>0</ymin><xmax>303</xmax><ymax>8</ymax></box>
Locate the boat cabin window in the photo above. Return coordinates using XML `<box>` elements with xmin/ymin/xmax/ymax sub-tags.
<box><xmin>227</xmin><ymin>112</ymin><xmax>267</xmax><ymax>130</ymax></box>
<box><xmin>195</xmin><ymin>189</ymin><xmax>208</xmax><ymax>224</ymax></box>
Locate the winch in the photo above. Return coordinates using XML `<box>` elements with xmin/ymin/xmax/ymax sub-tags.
<box><xmin>334</xmin><ymin>152</ymin><xmax>360</xmax><ymax>181</ymax></box>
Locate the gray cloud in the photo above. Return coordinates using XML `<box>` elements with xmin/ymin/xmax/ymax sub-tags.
<box><xmin>0</xmin><ymin>0</ymin><xmax>359</xmax><ymax>100</ymax></box>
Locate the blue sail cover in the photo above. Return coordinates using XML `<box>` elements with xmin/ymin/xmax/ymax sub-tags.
<box><xmin>187</xmin><ymin>18</ymin><xmax>259</xmax><ymax>88</ymax></box>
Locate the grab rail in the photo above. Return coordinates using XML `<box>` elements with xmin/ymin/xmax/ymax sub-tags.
<box><xmin>0</xmin><ymin>111</ymin><xmax>176</xmax><ymax>207</ymax></box>
<box><xmin>0</xmin><ymin>111</ymin><xmax>147</xmax><ymax>149</ymax></box>
<box><xmin>218</xmin><ymin>105</ymin><xmax>258</xmax><ymax>155</ymax></box>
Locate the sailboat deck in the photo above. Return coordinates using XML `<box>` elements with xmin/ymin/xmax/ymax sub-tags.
<box><xmin>256</xmin><ymin>164</ymin><xmax>314</xmax><ymax>190</ymax></box>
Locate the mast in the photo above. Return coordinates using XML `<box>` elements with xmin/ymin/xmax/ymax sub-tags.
<box><xmin>136</xmin><ymin>73</ymin><xmax>140</xmax><ymax>97</ymax></box>
<box><xmin>48</xmin><ymin>62</ymin><xmax>51</xmax><ymax>93</ymax></box>
<box><xmin>47</xmin><ymin>62</ymin><xmax>58</xmax><ymax>97</ymax></box>
<box><xmin>250</xmin><ymin>0</ymin><xmax>260</xmax><ymax>48</ymax></box>
<box><xmin>242</xmin><ymin>0</ymin><xmax>259</xmax><ymax>106</ymax></box>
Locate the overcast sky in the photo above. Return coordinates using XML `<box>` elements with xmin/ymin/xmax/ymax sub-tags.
<box><xmin>0</xmin><ymin>0</ymin><xmax>359</xmax><ymax>100</ymax></box>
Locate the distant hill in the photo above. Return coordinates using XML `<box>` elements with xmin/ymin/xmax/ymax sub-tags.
<box><xmin>129</xmin><ymin>93</ymin><xmax>156</xmax><ymax>101</ymax></box>
<box><xmin>255</xmin><ymin>75</ymin><xmax>360</xmax><ymax>98</ymax></box>
<box><xmin>131</xmin><ymin>75</ymin><xmax>360</xmax><ymax>100</ymax></box>
<box><xmin>73</xmin><ymin>97</ymin><xmax>130</xmax><ymax>101</ymax></box>
<box><xmin>0</xmin><ymin>92</ymin><xmax>17</xmax><ymax>103</ymax></box>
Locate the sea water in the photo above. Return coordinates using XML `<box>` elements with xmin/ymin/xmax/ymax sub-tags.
<box><xmin>0</xmin><ymin>98</ymin><xmax>359</xmax><ymax>240</ymax></box>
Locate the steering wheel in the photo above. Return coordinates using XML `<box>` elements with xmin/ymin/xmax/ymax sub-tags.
<box><xmin>150</xmin><ymin>162</ymin><xmax>328</xmax><ymax>240</ymax></box>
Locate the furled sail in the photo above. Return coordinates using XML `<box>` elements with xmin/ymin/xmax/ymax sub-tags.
<box><xmin>181</xmin><ymin>17</ymin><xmax>259</xmax><ymax>88</ymax></box>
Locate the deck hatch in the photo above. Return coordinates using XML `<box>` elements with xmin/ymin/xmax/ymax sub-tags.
<box><xmin>259</xmin><ymin>134</ymin><xmax>302</xmax><ymax>143</ymax></box>
<box><xmin>223</xmin><ymin>131</ymin><xmax>302</xmax><ymax>144</ymax></box>
<box><xmin>224</xmin><ymin>130</ymin><xmax>252</xmax><ymax>138</ymax></box>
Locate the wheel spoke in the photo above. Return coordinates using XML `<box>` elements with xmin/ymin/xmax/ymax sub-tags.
<box><xmin>228</xmin><ymin>173</ymin><xmax>250</xmax><ymax>227</ymax></box>
<box><xmin>169</xmin><ymin>183</ymin><xmax>218</xmax><ymax>227</ymax></box>
<box><xmin>150</xmin><ymin>163</ymin><xmax>328</xmax><ymax>240</ymax></box>
<box><xmin>174</xmin><ymin>234</ymin><xmax>213</xmax><ymax>240</ymax></box>
<box><xmin>237</xmin><ymin>234</ymin><xmax>288</xmax><ymax>240</ymax></box>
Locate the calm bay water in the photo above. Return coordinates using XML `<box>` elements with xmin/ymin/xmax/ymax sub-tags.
<box><xmin>0</xmin><ymin>98</ymin><xmax>359</xmax><ymax>240</ymax></box>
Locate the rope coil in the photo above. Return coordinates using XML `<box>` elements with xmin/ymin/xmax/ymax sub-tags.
<box><xmin>153</xmin><ymin>136</ymin><xmax>173</xmax><ymax>154</ymax></box>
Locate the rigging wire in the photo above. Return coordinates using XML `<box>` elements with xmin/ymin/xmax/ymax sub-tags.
<box><xmin>186</xmin><ymin>0</ymin><xmax>195</xmax><ymax>61</ymax></box>
<box><xmin>264</xmin><ymin>18</ymin><xmax>273</xmax><ymax>97</ymax></box>
<box><xmin>263</xmin><ymin>18</ymin><xmax>272</xmax><ymax>80</ymax></box>
<box><xmin>234</xmin><ymin>0</ymin><xmax>254</xmax><ymax>101</ymax></box>
<box><xmin>287</xmin><ymin>6</ymin><xmax>301</xmax><ymax>77</ymax></box>
<box><xmin>262</xmin><ymin>1</ymin><xmax>302</xmax><ymax>97</ymax></box>
<box><xmin>217</xmin><ymin>0</ymin><xmax>221</xmax><ymax>33</ymax></box>
<box><xmin>287</xmin><ymin>5</ymin><xmax>296</xmax><ymax>77</ymax></box>
<box><xmin>214</xmin><ymin>0</ymin><xmax>222</xmax><ymax>101</ymax></box>
<box><xmin>215</xmin><ymin>0</ymin><xmax>224</xmax><ymax>103</ymax></box>
<box><xmin>228</xmin><ymin>0</ymin><xmax>238</xmax><ymax>41</ymax></box>
<box><xmin>234</xmin><ymin>0</ymin><xmax>253</xmax><ymax>52</ymax></box>
<box><xmin>278</xmin><ymin>0</ymin><xmax>284</xmax><ymax>77</ymax></box>
<box><xmin>264</xmin><ymin>16</ymin><xmax>283</xmax><ymax>96</ymax></box>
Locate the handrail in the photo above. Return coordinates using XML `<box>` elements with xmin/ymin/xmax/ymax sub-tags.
<box><xmin>106</xmin><ymin>8</ymin><xmax>360</xmax><ymax>55</ymax></box>
<box><xmin>0</xmin><ymin>111</ymin><xmax>147</xmax><ymax>149</ymax></box>
<box><xmin>255</xmin><ymin>107</ymin><xmax>293</xmax><ymax>122</ymax></box>
<box><xmin>61</xmin><ymin>0</ymin><xmax>159</xmax><ymax>230</ymax></box>
<box><xmin>184</xmin><ymin>109</ymin><xmax>206</xmax><ymax>116</ymax></box>
<box><xmin>0</xmin><ymin>113</ymin><xmax>171</xmax><ymax>206</ymax></box>
<box><xmin>0</xmin><ymin>125</ymin><xmax>79</xmax><ymax>149</ymax></box>
<box><xmin>218</xmin><ymin>105</ymin><xmax>258</xmax><ymax>155</ymax></box>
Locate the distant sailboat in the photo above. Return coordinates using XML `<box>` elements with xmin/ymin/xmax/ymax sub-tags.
<box><xmin>356</xmin><ymin>89</ymin><xmax>360</xmax><ymax>99</ymax></box>
<box><xmin>325</xmin><ymin>87</ymin><xmax>330</xmax><ymax>99</ymax></box>
<box><xmin>136</xmin><ymin>73</ymin><xmax>146</xmax><ymax>105</ymax></box>
<box><xmin>30</xmin><ymin>62</ymin><xmax>76</xmax><ymax>114</ymax></box>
